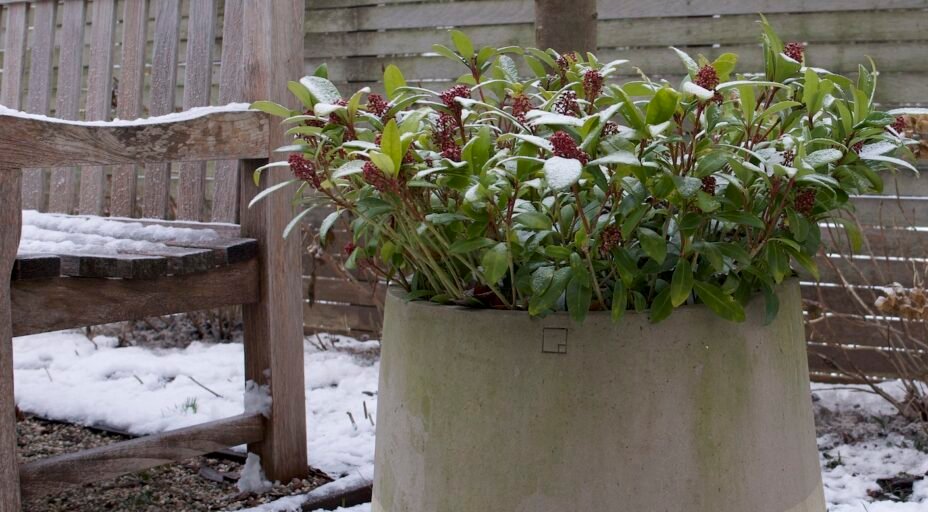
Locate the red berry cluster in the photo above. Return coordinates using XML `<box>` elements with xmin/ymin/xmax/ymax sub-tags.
<box><xmin>288</xmin><ymin>154</ymin><xmax>321</xmax><ymax>188</ymax></box>
<box><xmin>362</xmin><ymin>161</ymin><xmax>397</xmax><ymax>194</ymax></box>
<box><xmin>439</xmin><ymin>85</ymin><xmax>471</xmax><ymax>114</ymax></box>
<box><xmin>784</xmin><ymin>42</ymin><xmax>804</xmax><ymax>62</ymax></box>
<box><xmin>891</xmin><ymin>116</ymin><xmax>906</xmax><ymax>134</ymax></box>
<box><xmin>852</xmin><ymin>141</ymin><xmax>865</xmax><ymax>154</ymax></box>
<box><xmin>366</xmin><ymin>93</ymin><xmax>389</xmax><ymax>119</ymax></box>
<box><xmin>794</xmin><ymin>188</ymin><xmax>816</xmax><ymax>215</ymax></box>
<box><xmin>599</xmin><ymin>225</ymin><xmax>622</xmax><ymax>255</ymax></box>
<box><xmin>602</xmin><ymin>122</ymin><xmax>619</xmax><ymax>136</ymax></box>
<box><xmin>583</xmin><ymin>69</ymin><xmax>604</xmax><ymax>102</ymax></box>
<box><xmin>701</xmin><ymin>175</ymin><xmax>717</xmax><ymax>195</ymax></box>
<box><xmin>556</xmin><ymin>52</ymin><xmax>579</xmax><ymax>73</ymax></box>
<box><xmin>511</xmin><ymin>94</ymin><xmax>532</xmax><ymax>123</ymax></box>
<box><xmin>432</xmin><ymin>112</ymin><xmax>462</xmax><ymax>161</ymax></box>
<box><xmin>694</xmin><ymin>65</ymin><xmax>719</xmax><ymax>90</ymax></box>
<box><xmin>554</xmin><ymin>91</ymin><xmax>581</xmax><ymax>117</ymax></box>
<box><xmin>549</xmin><ymin>131</ymin><xmax>589</xmax><ymax>165</ymax></box>
<box><xmin>302</xmin><ymin>109</ymin><xmax>325</xmax><ymax>128</ymax></box>
<box><xmin>343</xmin><ymin>241</ymin><xmax>356</xmax><ymax>257</ymax></box>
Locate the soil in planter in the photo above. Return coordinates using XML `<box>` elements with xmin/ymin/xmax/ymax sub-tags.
<box><xmin>17</xmin><ymin>415</ymin><xmax>329</xmax><ymax>511</ymax></box>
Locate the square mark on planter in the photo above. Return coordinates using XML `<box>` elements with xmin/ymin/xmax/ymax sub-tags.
<box><xmin>542</xmin><ymin>328</ymin><xmax>568</xmax><ymax>354</ymax></box>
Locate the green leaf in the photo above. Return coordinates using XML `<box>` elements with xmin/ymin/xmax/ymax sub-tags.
<box><xmin>566</xmin><ymin>273</ymin><xmax>592</xmax><ymax>322</ymax></box>
<box><xmin>425</xmin><ymin>213</ymin><xmax>469</xmax><ymax>224</ymax></box>
<box><xmin>611</xmin><ymin>281</ymin><xmax>627</xmax><ymax>323</ymax></box>
<box><xmin>450</xmin><ymin>30</ymin><xmax>475</xmax><ymax>59</ymax></box>
<box><xmin>715</xmin><ymin>211</ymin><xmax>765</xmax><ymax>229</ymax></box>
<box><xmin>368</xmin><ymin>151</ymin><xmax>396</xmax><ymax>177</ymax></box>
<box><xmin>670</xmin><ymin>47</ymin><xmax>698</xmax><ymax>76</ymax></box>
<box><xmin>381</xmin><ymin>119</ymin><xmax>403</xmax><ymax>171</ymax></box>
<box><xmin>670</xmin><ymin>259</ymin><xmax>694</xmax><ymax>307</ymax></box>
<box><xmin>449</xmin><ymin>237</ymin><xmax>496</xmax><ymax>254</ymax></box>
<box><xmin>481</xmin><ymin>243</ymin><xmax>510</xmax><ymax>285</ymax></box>
<box><xmin>762</xmin><ymin>284</ymin><xmax>779</xmax><ymax>326</ymax></box>
<box><xmin>835</xmin><ymin>217</ymin><xmax>863</xmax><ymax>253</ymax></box>
<box><xmin>650</xmin><ymin>287</ymin><xmax>673</xmax><ymax>323</ymax></box>
<box><xmin>529</xmin><ymin>267</ymin><xmax>572</xmax><ymax>315</ymax></box>
<box><xmin>646</xmin><ymin>87</ymin><xmax>680</xmax><ymax>126</ymax></box>
<box><xmin>318</xmin><ymin>210</ymin><xmax>344</xmax><ymax>242</ymax></box>
<box><xmin>693</xmin><ymin>281</ymin><xmax>746</xmax><ymax>322</ymax></box>
<box><xmin>383</xmin><ymin>65</ymin><xmax>407</xmax><ymax>100</ymax></box>
<box><xmin>247</xmin><ymin>179</ymin><xmax>297</xmax><ymax>208</ymax></box>
<box><xmin>287</xmin><ymin>82</ymin><xmax>314</xmax><ymax>109</ymax></box>
<box><xmin>283</xmin><ymin>207</ymin><xmax>316</xmax><ymax>239</ymax></box>
<box><xmin>515</xmin><ymin>211</ymin><xmax>552</xmax><ymax>230</ymax></box>
<box><xmin>638</xmin><ymin>227</ymin><xmax>667</xmax><ymax>264</ymax></box>
<box><xmin>250</xmin><ymin>100</ymin><xmax>292</xmax><ymax>118</ymax></box>
<box><xmin>251</xmin><ymin>161</ymin><xmax>291</xmax><ymax>186</ymax></box>
<box><xmin>300</xmin><ymin>76</ymin><xmax>342</xmax><ymax>104</ymax></box>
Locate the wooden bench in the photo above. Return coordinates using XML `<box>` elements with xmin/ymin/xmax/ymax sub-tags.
<box><xmin>0</xmin><ymin>1</ymin><xmax>307</xmax><ymax>509</ymax></box>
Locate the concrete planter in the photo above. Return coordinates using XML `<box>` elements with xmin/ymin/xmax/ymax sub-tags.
<box><xmin>373</xmin><ymin>280</ymin><xmax>824</xmax><ymax>512</ymax></box>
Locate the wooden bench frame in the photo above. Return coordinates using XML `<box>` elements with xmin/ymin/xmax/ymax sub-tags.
<box><xmin>0</xmin><ymin>1</ymin><xmax>307</xmax><ymax>509</ymax></box>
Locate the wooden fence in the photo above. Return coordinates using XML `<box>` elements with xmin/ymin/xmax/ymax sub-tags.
<box><xmin>2</xmin><ymin>0</ymin><xmax>928</xmax><ymax>380</ymax></box>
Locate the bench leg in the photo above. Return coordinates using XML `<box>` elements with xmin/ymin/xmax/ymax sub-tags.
<box><xmin>0</xmin><ymin>170</ymin><xmax>23</xmax><ymax>511</ymax></box>
<box><xmin>240</xmin><ymin>157</ymin><xmax>308</xmax><ymax>482</ymax></box>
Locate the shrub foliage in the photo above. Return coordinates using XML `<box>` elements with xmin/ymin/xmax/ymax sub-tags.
<box><xmin>253</xmin><ymin>17</ymin><xmax>917</xmax><ymax>323</ymax></box>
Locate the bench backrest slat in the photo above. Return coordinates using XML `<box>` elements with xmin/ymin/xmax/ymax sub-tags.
<box><xmin>211</xmin><ymin>0</ymin><xmax>246</xmax><ymax>223</ymax></box>
<box><xmin>20</xmin><ymin>0</ymin><xmax>56</xmax><ymax>211</ymax></box>
<box><xmin>176</xmin><ymin>0</ymin><xmax>218</xmax><ymax>221</ymax></box>
<box><xmin>2</xmin><ymin>0</ymin><xmax>269</xmax><ymax>222</ymax></box>
<box><xmin>110</xmin><ymin>0</ymin><xmax>150</xmax><ymax>218</ymax></box>
<box><xmin>141</xmin><ymin>0</ymin><xmax>182</xmax><ymax>219</ymax></box>
<box><xmin>0</xmin><ymin>3</ymin><xmax>27</xmax><ymax>109</ymax></box>
<box><xmin>78</xmin><ymin>0</ymin><xmax>118</xmax><ymax>216</ymax></box>
<box><xmin>47</xmin><ymin>0</ymin><xmax>87</xmax><ymax>215</ymax></box>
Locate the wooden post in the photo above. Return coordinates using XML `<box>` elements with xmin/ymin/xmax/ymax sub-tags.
<box><xmin>238</xmin><ymin>0</ymin><xmax>308</xmax><ymax>481</ymax></box>
<box><xmin>534</xmin><ymin>0</ymin><xmax>597</xmax><ymax>54</ymax></box>
<box><xmin>0</xmin><ymin>169</ymin><xmax>23</xmax><ymax>511</ymax></box>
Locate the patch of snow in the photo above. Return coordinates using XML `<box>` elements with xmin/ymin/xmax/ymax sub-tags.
<box><xmin>300</xmin><ymin>76</ymin><xmax>342</xmax><ymax>104</ymax></box>
<box><xmin>18</xmin><ymin>210</ymin><xmax>219</xmax><ymax>256</ymax></box>
<box><xmin>543</xmin><ymin>157</ymin><xmax>582</xmax><ymax>191</ymax></box>
<box><xmin>12</xmin><ymin>331</ymin><xmax>379</xmax><ymax>478</ymax></box>
<box><xmin>803</xmin><ymin>148</ymin><xmax>844</xmax><ymax>168</ymax></box>
<box><xmin>525</xmin><ymin>109</ymin><xmax>586</xmax><ymax>127</ymax></box>
<box><xmin>237</xmin><ymin>453</ymin><xmax>274</xmax><ymax>494</ymax></box>
<box><xmin>888</xmin><ymin>108</ymin><xmax>928</xmax><ymax>116</ymax></box>
<box><xmin>244</xmin><ymin>380</ymin><xmax>272</xmax><ymax>418</ymax></box>
<box><xmin>682</xmin><ymin>82</ymin><xmax>714</xmax><ymax>101</ymax></box>
<box><xmin>0</xmin><ymin>102</ymin><xmax>251</xmax><ymax>126</ymax></box>
<box><xmin>859</xmin><ymin>142</ymin><xmax>897</xmax><ymax>158</ymax></box>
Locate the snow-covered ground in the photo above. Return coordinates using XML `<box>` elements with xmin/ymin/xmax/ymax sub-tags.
<box><xmin>12</xmin><ymin>329</ymin><xmax>928</xmax><ymax>512</ymax></box>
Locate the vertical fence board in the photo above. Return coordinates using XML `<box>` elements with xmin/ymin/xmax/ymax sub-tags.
<box><xmin>21</xmin><ymin>0</ymin><xmax>57</xmax><ymax>211</ymax></box>
<box><xmin>176</xmin><ymin>0</ymin><xmax>217</xmax><ymax>221</ymax></box>
<box><xmin>47</xmin><ymin>0</ymin><xmax>87</xmax><ymax>214</ymax></box>
<box><xmin>0</xmin><ymin>3</ymin><xmax>27</xmax><ymax>109</ymax></box>
<box><xmin>78</xmin><ymin>0</ymin><xmax>118</xmax><ymax>215</ymax></box>
<box><xmin>111</xmin><ymin>0</ymin><xmax>149</xmax><ymax>218</ymax></box>
<box><xmin>141</xmin><ymin>0</ymin><xmax>181</xmax><ymax>219</ymax></box>
<box><xmin>211</xmin><ymin>0</ymin><xmax>245</xmax><ymax>223</ymax></box>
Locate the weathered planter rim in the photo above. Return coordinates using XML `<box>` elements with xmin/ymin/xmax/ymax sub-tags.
<box><xmin>384</xmin><ymin>278</ymin><xmax>796</xmax><ymax>324</ymax></box>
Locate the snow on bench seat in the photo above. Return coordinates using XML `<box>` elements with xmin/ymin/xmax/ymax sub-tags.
<box><xmin>13</xmin><ymin>211</ymin><xmax>257</xmax><ymax>280</ymax></box>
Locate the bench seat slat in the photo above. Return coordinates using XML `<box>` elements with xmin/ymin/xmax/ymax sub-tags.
<box><xmin>13</xmin><ymin>215</ymin><xmax>258</xmax><ymax>281</ymax></box>
<box><xmin>11</xmin><ymin>259</ymin><xmax>260</xmax><ymax>336</ymax></box>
